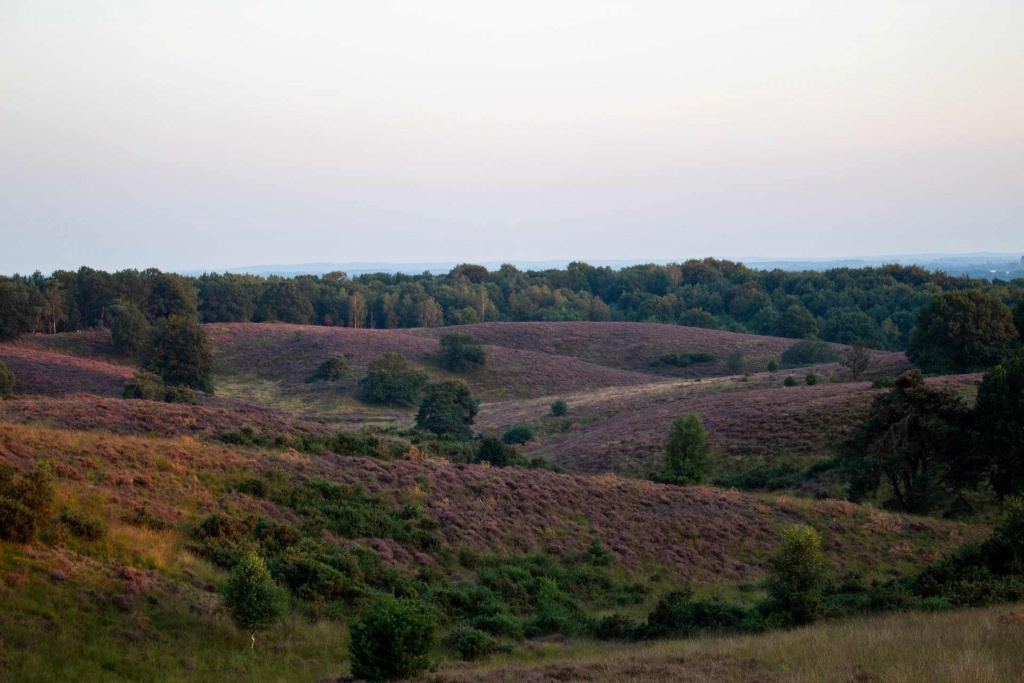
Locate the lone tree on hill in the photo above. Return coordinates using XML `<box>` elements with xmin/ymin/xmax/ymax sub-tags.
<box><xmin>550</xmin><ymin>399</ymin><xmax>567</xmax><ymax>416</ymax></box>
<box><xmin>358</xmin><ymin>352</ymin><xmax>429</xmax><ymax>405</ymax></box>
<box><xmin>438</xmin><ymin>331</ymin><xmax>486</xmax><ymax>372</ymax></box>
<box><xmin>839</xmin><ymin>342</ymin><xmax>871</xmax><ymax>380</ymax></box>
<box><xmin>415</xmin><ymin>379</ymin><xmax>479</xmax><ymax>440</ymax></box>
<box><xmin>657</xmin><ymin>412</ymin><xmax>713</xmax><ymax>485</ymax></box>
<box><xmin>110</xmin><ymin>300</ymin><xmax>149</xmax><ymax>356</ymax></box>
<box><xmin>975</xmin><ymin>349</ymin><xmax>1024</xmax><ymax>498</ymax></box>
<box><xmin>222</xmin><ymin>552</ymin><xmax>286</xmax><ymax>651</ymax></box>
<box><xmin>907</xmin><ymin>290</ymin><xmax>1018</xmax><ymax>373</ymax></box>
<box><xmin>765</xmin><ymin>525</ymin><xmax>832</xmax><ymax>625</ymax></box>
<box><xmin>142</xmin><ymin>315</ymin><xmax>213</xmax><ymax>392</ymax></box>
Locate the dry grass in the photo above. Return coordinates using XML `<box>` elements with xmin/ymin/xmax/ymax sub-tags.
<box><xmin>418</xmin><ymin>603</ymin><xmax>1024</xmax><ymax>683</ymax></box>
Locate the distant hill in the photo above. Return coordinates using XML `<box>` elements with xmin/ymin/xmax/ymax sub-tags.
<box><xmin>181</xmin><ymin>253</ymin><xmax>1024</xmax><ymax>279</ymax></box>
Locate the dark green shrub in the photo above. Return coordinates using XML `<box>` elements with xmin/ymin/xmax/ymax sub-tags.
<box><xmin>219</xmin><ymin>426</ymin><xmax>274</xmax><ymax>448</ymax></box>
<box><xmin>439</xmin><ymin>332</ymin><xmax>486</xmax><ymax>372</ymax></box>
<box><xmin>550</xmin><ymin>399</ymin><xmax>567</xmax><ymax>416</ymax></box>
<box><xmin>783</xmin><ymin>376</ymin><xmax>797</xmax><ymax>387</ymax></box>
<box><xmin>123</xmin><ymin>372</ymin><xmax>196</xmax><ymax>403</ymax></box>
<box><xmin>349</xmin><ymin>595</ymin><xmax>437</xmax><ymax>681</ymax></box>
<box><xmin>443</xmin><ymin>625</ymin><xmax>508</xmax><ymax>660</ymax></box>
<box><xmin>502</xmin><ymin>425</ymin><xmax>534</xmax><ymax>445</ymax></box>
<box><xmin>805</xmin><ymin>371</ymin><xmax>819</xmax><ymax>386</ymax></box>
<box><xmin>593</xmin><ymin>613</ymin><xmax>641</xmax><ymax>640</ymax></box>
<box><xmin>643</xmin><ymin>588</ymin><xmax>752</xmax><ymax>639</ymax></box>
<box><xmin>781</xmin><ymin>340</ymin><xmax>838</xmax><ymax>368</ymax></box>
<box><xmin>528</xmin><ymin>578</ymin><xmax>593</xmax><ymax>636</ymax></box>
<box><xmin>359</xmin><ymin>352</ymin><xmax>429</xmax><ymax>405</ymax></box>
<box><xmin>306</xmin><ymin>354</ymin><xmax>348</xmax><ymax>383</ymax></box>
<box><xmin>652</xmin><ymin>352</ymin><xmax>715</xmax><ymax>368</ymax></box>
<box><xmin>767</xmin><ymin>358</ymin><xmax>779</xmax><ymax>373</ymax></box>
<box><xmin>763</xmin><ymin>526</ymin><xmax>832</xmax><ymax>624</ymax></box>
<box><xmin>871</xmin><ymin>376</ymin><xmax>896</xmax><ymax>389</ymax></box>
<box><xmin>59</xmin><ymin>508</ymin><xmax>106</xmax><ymax>541</ymax></box>
<box><xmin>470</xmin><ymin>612</ymin><xmax>525</xmax><ymax>639</ymax></box>
<box><xmin>0</xmin><ymin>360</ymin><xmax>14</xmax><ymax>395</ymax></box>
<box><xmin>476</xmin><ymin>436</ymin><xmax>511</xmax><ymax>467</ymax></box>
<box><xmin>583</xmin><ymin>535</ymin><xmax>614</xmax><ymax>566</ymax></box>
<box><xmin>0</xmin><ymin>462</ymin><xmax>55</xmax><ymax>543</ymax></box>
<box><xmin>725</xmin><ymin>346</ymin><xmax>745</xmax><ymax>374</ymax></box>
<box><xmin>415</xmin><ymin>379</ymin><xmax>478</xmax><ymax>440</ymax></box>
<box><xmin>142</xmin><ymin>315</ymin><xmax>213</xmax><ymax>392</ymax></box>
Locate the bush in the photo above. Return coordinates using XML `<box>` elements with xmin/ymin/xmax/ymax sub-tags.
<box><xmin>415</xmin><ymin>379</ymin><xmax>479</xmax><ymax>440</ymax></box>
<box><xmin>805</xmin><ymin>371</ymin><xmax>818</xmax><ymax>386</ymax></box>
<box><xmin>725</xmin><ymin>346</ymin><xmax>745</xmax><ymax>374</ymax></box>
<box><xmin>502</xmin><ymin>425</ymin><xmax>534</xmax><ymax>445</ymax></box>
<box><xmin>306</xmin><ymin>354</ymin><xmax>348</xmax><ymax>383</ymax></box>
<box><xmin>593</xmin><ymin>613</ymin><xmax>641</xmax><ymax>640</ymax></box>
<box><xmin>111</xmin><ymin>301</ymin><xmax>149</xmax><ymax>356</ymax></box>
<box><xmin>349</xmin><ymin>595</ymin><xmax>437</xmax><ymax>681</ymax></box>
<box><xmin>783</xmin><ymin>376</ymin><xmax>797</xmax><ymax>387</ymax></box>
<box><xmin>476</xmin><ymin>436</ymin><xmax>511</xmax><ymax>467</ymax></box>
<box><xmin>444</xmin><ymin>625</ymin><xmax>508</xmax><ymax>660</ymax></box>
<box><xmin>764</xmin><ymin>526</ymin><xmax>832</xmax><ymax>624</ymax></box>
<box><xmin>59</xmin><ymin>508</ymin><xmax>107</xmax><ymax>541</ymax></box>
<box><xmin>583</xmin><ymin>534</ymin><xmax>614</xmax><ymax>566</ymax></box>
<box><xmin>222</xmin><ymin>552</ymin><xmax>287</xmax><ymax>649</ymax></box>
<box><xmin>656</xmin><ymin>412</ymin><xmax>712</xmax><ymax>485</ymax></box>
<box><xmin>767</xmin><ymin>358</ymin><xmax>779</xmax><ymax>373</ymax></box>
<box><xmin>439</xmin><ymin>332</ymin><xmax>487</xmax><ymax>372</ymax></box>
<box><xmin>142</xmin><ymin>315</ymin><xmax>213</xmax><ymax>392</ymax></box>
<box><xmin>781</xmin><ymin>340</ymin><xmax>838</xmax><ymax>368</ymax></box>
<box><xmin>643</xmin><ymin>588</ymin><xmax>753</xmax><ymax>639</ymax></box>
<box><xmin>550</xmin><ymin>399</ymin><xmax>567</xmax><ymax>416</ymax></box>
<box><xmin>0</xmin><ymin>462</ymin><xmax>55</xmax><ymax>543</ymax></box>
<box><xmin>122</xmin><ymin>372</ymin><xmax>195</xmax><ymax>404</ymax></box>
<box><xmin>652</xmin><ymin>352</ymin><xmax>715</xmax><ymax>368</ymax></box>
<box><xmin>0</xmin><ymin>360</ymin><xmax>15</xmax><ymax>395</ymax></box>
<box><xmin>359</xmin><ymin>352</ymin><xmax>429</xmax><ymax>405</ymax></box>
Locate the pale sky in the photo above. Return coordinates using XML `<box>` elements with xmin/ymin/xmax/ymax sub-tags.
<box><xmin>1</xmin><ymin>1</ymin><xmax>1022</xmax><ymax>273</ymax></box>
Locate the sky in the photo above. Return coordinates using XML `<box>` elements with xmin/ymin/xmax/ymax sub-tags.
<box><xmin>1</xmin><ymin>0</ymin><xmax>1022</xmax><ymax>274</ymax></box>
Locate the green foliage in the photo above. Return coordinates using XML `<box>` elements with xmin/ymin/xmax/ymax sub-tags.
<box><xmin>142</xmin><ymin>315</ymin><xmax>213</xmax><ymax>392</ymax></box>
<box><xmin>724</xmin><ymin>346</ymin><xmax>745</xmax><ymax>373</ymax></box>
<box><xmin>439</xmin><ymin>331</ymin><xmax>486</xmax><ymax>372</ymax></box>
<box><xmin>975</xmin><ymin>350</ymin><xmax>1024</xmax><ymax>497</ymax></box>
<box><xmin>476</xmin><ymin>436</ymin><xmax>511</xmax><ymax>467</ymax></box>
<box><xmin>641</xmin><ymin>587</ymin><xmax>758</xmax><ymax>639</ymax></box>
<box><xmin>358</xmin><ymin>352</ymin><xmax>429</xmax><ymax>405</ymax></box>
<box><xmin>0</xmin><ymin>360</ymin><xmax>13</xmax><ymax>395</ymax></box>
<box><xmin>415</xmin><ymin>379</ymin><xmax>479</xmax><ymax>440</ymax></box>
<box><xmin>908</xmin><ymin>290</ymin><xmax>1019</xmax><ymax>373</ymax></box>
<box><xmin>110</xmin><ymin>300</ymin><xmax>149</xmax><ymax>356</ymax></box>
<box><xmin>839</xmin><ymin>343</ymin><xmax>872</xmax><ymax>380</ymax></box>
<box><xmin>502</xmin><ymin>425</ymin><xmax>534</xmax><ymax>445</ymax></box>
<box><xmin>222</xmin><ymin>552</ymin><xmax>286</xmax><ymax>644</ymax></box>
<box><xmin>781</xmin><ymin>339</ymin><xmax>838</xmax><ymax>368</ymax></box>
<box><xmin>0</xmin><ymin>462</ymin><xmax>55</xmax><ymax>543</ymax></box>
<box><xmin>783</xmin><ymin>376</ymin><xmax>797</xmax><ymax>387</ymax></box>
<box><xmin>1015</xmin><ymin>298</ymin><xmax>1024</xmax><ymax>339</ymax></box>
<box><xmin>764</xmin><ymin>526</ymin><xmax>832</xmax><ymax>624</ymax></box>
<box><xmin>846</xmin><ymin>370</ymin><xmax>977</xmax><ymax>513</ymax></box>
<box><xmin>122</xmin><ymin>372</ymin><xmax>195</xmax><ymax>404</ymax></box>
<box><xmin>305</xmin><ymin>354</ymin><xmax>348</xmax><ymax>383</ymax></box>
<box><xmin>650</xmin><ymin>351</ymin><xmax>715</xmax><ymax>368</ymax></box>
<box><xmin>779</xmin><ymin>305</ymin><xmax>818</xmax><ymax>339</ymax></box>
<box><xmin>805</xmin><ymin>371</ymin><xmax>819</xmax><ymax>385</ymax></box>
<box><xmin>58</xmin><ymin>507</ymin><xmax>107</xmax><ymax>541</ymax></box>
<box><xmin>767</xmin><ymin>358</ymin><xmax>779</xmax><ymax>373</ymax></box>
<box><xmin>349</xmin><ymin>595</ymin><xmax>437</xmax><ymax>681</ymax></box>
<box><xmin>443</xmin><ymin>625</ymin><xmax>509</xmax><ymax>660</ymax></box>
<box><xmin>583</xmin><ymin>535</ymin><xmax>614</xmax><ymax>566</ymax></box>
<box><xmin>657</xmin><ymin>412</ymin><xmax>713</xmax><ymax>485</ymax></box>
<box><xmin>550</xmin><ymin>399</ymin><xmax>568</xmax><ymax>416</ymax></box>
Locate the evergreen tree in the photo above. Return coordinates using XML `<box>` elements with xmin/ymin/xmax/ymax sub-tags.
<box><xmin>658</xmin><ymin>412</ymin><xmax>713</xmax><ymax>485</ymax></box>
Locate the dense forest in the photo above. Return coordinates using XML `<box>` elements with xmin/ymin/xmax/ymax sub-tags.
<box><xmin>2</xmin><ymin>260</ymin><xmax>1022</xmax><ymax>350</ymax></box>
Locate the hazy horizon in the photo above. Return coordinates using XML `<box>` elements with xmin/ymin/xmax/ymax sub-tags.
<box><xmin>3</xmin><ymin>1</ymin><xmax>1022</xmax><ymax>274</ymax></box>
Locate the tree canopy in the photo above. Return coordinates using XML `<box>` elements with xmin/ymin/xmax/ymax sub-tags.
<box><xmin>907</xmin><ymin>290</ymin><xmax>1019</xmax><ymax>373</ymax></box>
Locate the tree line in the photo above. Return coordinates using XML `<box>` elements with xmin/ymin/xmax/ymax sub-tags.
<box><xmin>2</xmin><ymin>261</ymin><xmax>1022</xmax><ymax>350</ymax></box>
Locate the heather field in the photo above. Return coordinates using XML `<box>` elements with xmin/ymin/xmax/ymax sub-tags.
<box><xmin>0</xmin><ymin>320</ymin><xmax>1016</xmax><ymax>682</ymax></box>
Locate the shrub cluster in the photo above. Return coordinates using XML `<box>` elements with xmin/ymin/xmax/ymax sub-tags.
<box><xmin>122</xmin><ymin>372</ymin><xmax>195</xmax><ymax>404</ymax></box>
<box><xmin>0</xmin><ymin>360</ymin><xmax>15</xmax><ymax>396</ymax></box>
<box><xmin>650</xmin><ymin>351</ymin><xmax>715</xmax><ymax>369</ymax></box>
<box><xmin>0</xmin><ymin>462</ymin><xmax>55</xmax><ymax>543</ymax></box>
<box><xmin>438</xmin><ymin>332</ymin><xmax>486</xmax><ymax>372</ymax></box>
<box><xmin>781</xmin><ymin>339</ymin><xmax>838</xmax><ymax>368</ymax></box>
<box><xmin>305</xmin><ymin>354</ymin><xmax>348</xmax><ymax>383</ymax></box>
